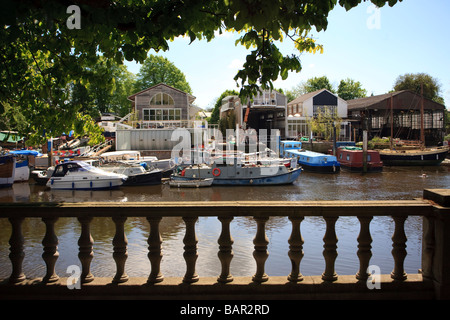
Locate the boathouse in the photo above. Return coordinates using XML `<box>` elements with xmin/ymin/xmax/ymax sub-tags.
<box><xmin>115</xmin><ymin>83</ymin><xmax>203</xmax><ymax>155</ymax></box>
<box><xmin>286</xmin><ymin>89</ymin><xmax>350</xmax><ymax>140</ymax></box>
<box><xmin>347</xmin><ymin>90</ymin><xmax>446</xmax><ymax>146</ymax></box>
<box><xmin>220</xmin><ymin>89</ymin><xmax>287</xmax><ymax>138</ymax></box>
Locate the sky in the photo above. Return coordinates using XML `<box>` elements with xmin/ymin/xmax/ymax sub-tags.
<box><xmin>125</xmin><ymin>0</ymin><xmax>450</xmax><ymax>110</ymax></box>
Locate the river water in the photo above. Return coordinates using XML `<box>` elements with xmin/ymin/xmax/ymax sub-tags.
<box><xmin>1</xmin><ymin>165</ymin><xmax>449</xmax><ymax>281</ymax></box>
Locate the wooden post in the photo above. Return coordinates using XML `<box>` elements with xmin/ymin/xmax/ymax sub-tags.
<box><xmin>363</xmin><ymin>130</ymin><xmax>368</xmax><ymax>173</ymax></box>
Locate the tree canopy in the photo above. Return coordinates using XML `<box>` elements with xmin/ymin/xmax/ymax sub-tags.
<box><xmin>134</xmin><ymin>55</ymin><xmax>192</xmax><ymax>94</ymax></box>
<box><xmin>0</xmin><ymin>0</ymin><xmax>402</xmax><ymax>144</ymax></box>
<box><xmin>393</xmin><ymin>73</ymin><xmax>444</xmax><ymax>105</ymax></box>
<box><xmin>337</xmin><ymin>78</ymin><xmax>367</xmax><ymax>101</ymax></box>
<box><xmin>286</xmin><ymin>76</ymin><xmax>367</xmax><ymax>102</ymax></box>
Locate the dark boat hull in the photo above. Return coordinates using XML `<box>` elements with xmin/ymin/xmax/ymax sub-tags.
<box><xmin>380</xmin><ymin>148</ymin><xmax>448</xmax><ymax>166</ymax></box>
<box><xmin>301</xmin><ymin>163</ymin><xmax>340</xmax><ymax>173</ymax></box>
<box><xmin>122</xmin><ymin>170</ymin><xmax>162</xmax><ymax>186</ymax></box>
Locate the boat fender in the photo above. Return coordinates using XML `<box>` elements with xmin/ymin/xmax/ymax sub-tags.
<box><xmin>181</xmin><ymin>168</ymin><xmax>186</xmax><ymax>177</ymax></box>
<box><xmin>212</xmin><ymin>168</ymin><xmax>221</xmax><ymax>177</ymax></box>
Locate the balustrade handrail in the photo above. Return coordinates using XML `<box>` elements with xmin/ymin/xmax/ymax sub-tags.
<box><xmin>0</xmin><ymin>199</ymin><xmax>433</xmax><ymax>218</ymax></box>
<box><xmin>0</xmin><ymin>191</ymin><xmax>449</xmax><ymax>300</ymax></box>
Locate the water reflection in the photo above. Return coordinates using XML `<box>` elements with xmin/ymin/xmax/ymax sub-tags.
<box><xmin>0</xmin><ymin>166</ymin><xmax>448</xmax><ymax>280</ymax></box>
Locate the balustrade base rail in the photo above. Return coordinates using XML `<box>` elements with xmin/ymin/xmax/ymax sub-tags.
<box><xmin>0</xmin><ymin>275</ymin><xmax>434</xmax><ymax>300</ymax></box>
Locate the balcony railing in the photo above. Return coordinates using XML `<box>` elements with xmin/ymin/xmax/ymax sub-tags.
<box><xmin>0</xmin><ymin>189</ymin><xmax>449</xmax><ymax>300</ymax></box>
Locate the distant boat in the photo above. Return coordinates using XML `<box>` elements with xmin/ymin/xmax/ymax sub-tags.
<box><xmin>336</xmin><ymin>147</ymin><xmax>383</xmax><ymax>172</ymax></box>
<box><xmin>378</xmin><ymin>147</ymin><xmax>448</xmax><ymax>166</ymax></box>
<box><xmin>280</xmin><ymin>140</ymin><xmax>340</xmax><ymax>173</ymax></box>
<box><xmin>46</xmin><ymin>161</ymin><xmax>127</xmax><ymax>190</ymax></box>
<box><xmin>171</xmin><ymin>157</ymin><xmax>302</xmax><ymax>186</ymax></box>
<box><xmin>0</xmin><ymin>154</ymin><xmax>15</xmax><ymax>188</ymax></box>
<box><xmin>95</xmin><ymin>161</ymin><xmax>162</xmax><ymax>186</ymax></box>
<box><xmin>8</xmin><ymin>150</ymin><xmax>43</xmax><ymax>182</ymax></box>
<box><xmin>101</xmin><ymin>150</ymin><xmax>174</xmax><ymax>177</ymax></box>
<box><xmin>169</xmin><ymin>177</ymin><xmax>214</xmax><ymax>188</ymax></box>
<box><xmin>379</xmin><ymin>85</ymin><xmax>449</xmax><ymax>166</ymax></box>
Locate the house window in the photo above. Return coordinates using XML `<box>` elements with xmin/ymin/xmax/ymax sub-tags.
<box><xmin>150</xmin><ymin>92</ymin><xmax>175</xmax><ymax>106</ymax></box>
<box><xmin>143</xmin><ymin>108</ymin><xmax>181</xmax><ymax>121</ymax></box>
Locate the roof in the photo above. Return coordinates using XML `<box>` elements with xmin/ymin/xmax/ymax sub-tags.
<box><xmin>288</xmin><ymin>89</ymin><xmax>345</xmax><ymax>106</ymax></box>
<box><xmin>347</xmin><ymin>90</ymin><xmax>445</xmax><ymax>111</ymax></box>
<box><xmin>127</xmin><ymin>83</ymin><xmax>196</xmax><ymax>103</ymax></box>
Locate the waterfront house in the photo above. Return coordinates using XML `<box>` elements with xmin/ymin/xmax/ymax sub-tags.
<box><xmin>115</xmin><ymin>83</ymin><xmax>203</xmax><ymax>154</ymax></box>
<box><xmin>286</xmin><ymin>89</ymin><xmax>350</xmax><ymax>140</ymax></box>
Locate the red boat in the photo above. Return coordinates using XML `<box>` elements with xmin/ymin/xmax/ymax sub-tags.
<box><xmin>336</xmin><ymin>147</ymin><xmax>383</xmax><ymax>173</ymax></box>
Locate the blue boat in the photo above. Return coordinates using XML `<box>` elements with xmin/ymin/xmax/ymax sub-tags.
<box><xmin>171</xmin><ymin>157</ymin><xmax>302</xmax><ymax>186</ymax></box>
<box><xmin>280</xmin><ymin>140</ymin><xmax>340</xmax><ymax>173</ymax></box>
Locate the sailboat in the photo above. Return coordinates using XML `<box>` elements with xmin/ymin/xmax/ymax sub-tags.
<box><xmin>378</xmin><ymin>86</ymin><xmax>449</xmax><ymax>166</ymax></box>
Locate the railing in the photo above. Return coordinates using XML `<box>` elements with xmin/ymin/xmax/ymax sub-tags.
<box><xmin>0</xmin><ymin>189</ymin><xmax>449</xmax><ymax>300</ymax></box>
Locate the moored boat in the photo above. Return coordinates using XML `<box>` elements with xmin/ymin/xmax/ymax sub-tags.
<box><xmin>95</xmin><ymin>161</ymin><xmax>162</xmax><ymax>186</ymax></box>
<box><xmin>169</xmin><ymin>177</ymin><xmax>214</xmax><ymax>188</ymax></box>
<box><xmin>171</xmin><ymin>157</ymin><xmax>302</xmax><ymax>186</ymax></box>
<box><xmin>378</xmin><ymin>147</ymin><xmax>448</xmax><ymax>166</ymax></box>
<box><xmin>46</xmin><ymin>160</ymin><xmax>127</xmax><ymax>190</ymax></box>
<box><xmin>280</xmin><ymin>140</ymin><xmax>340</xmax><ymax>173</ymax></box>
<box><xmin>337</xmin><ymin>147</ymin><xmax>383</xmax><ymax>172</ymax></box>
<box><xmin>0</xmin><ymin>154</ymin><xmax>15</xmax><ymax>188</ymax></box>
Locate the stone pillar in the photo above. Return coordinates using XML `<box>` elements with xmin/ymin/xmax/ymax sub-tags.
<box><xmin>252</xmin><ymin>216</ymin><xmax>269</xmax><ymax>283</ymax></box>
<box><xmin>42</xmin><ymin>217</ymin><xmax>59</xmax><ymax>283</ymax></box>
<box><xmin>423</xmin><ymin>189</ymin><xmax>450</xmax><ymax>299</ymax></box>
<box><xmin>217</xmin><ymin>216</ymin><xmax>234</xmax><ymax>283</ymax></box>
<box><xmin>8</xmin><ymin>217</ymin><xmax>26</xmax><ymax>283</ymax></box>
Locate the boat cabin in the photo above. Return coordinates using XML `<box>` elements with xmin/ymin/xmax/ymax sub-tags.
<box><xmin>336</xmin><ymin>147</ymin><xmax>383</xmax><ymax>172</ymax></box>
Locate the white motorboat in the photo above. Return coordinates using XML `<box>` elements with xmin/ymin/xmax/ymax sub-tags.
<box><xmin>46</xmin><ymin>161</ymin><xmax>127</xmax><ymax>190</ymax></box>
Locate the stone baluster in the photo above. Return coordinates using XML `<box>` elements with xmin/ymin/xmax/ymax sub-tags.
<box><xmin>217</xmin><ymin>216</ymin><xmax>234</xmax><ymax>283</ymax></box>
<box><xmin>42</xmin><ymin>217</ymin><xmax>59</xmax><ymax>283</ymax></box>
<box><xmin>182</xmin><ymin>216</ymin><xmax>199</xmax><ymax>283</ymax></box>
<box><xmin>77</xmin><ymin>216</ymin><xmax>94</xmax><ymax>283</ymax></box>
<box><xmin>252</xmin><ymin>216</ymin><xmax>269</xmax><ymax>283</ymax></box>
<box><xmin>356</xmin><ymin>216</ymin><xmax>373</xmax><ymax>281</ymax></box>
<box><xmin>147</xmin><ymin>216</ymin><xmax>164</xmax><ymax>283</ymax></box>
<box><xmin>8</xmin><ymin>217</ymin><xmax>26</xmax><ymax>283</ymax></box>
<box><xmin>322</xmin><ymin>216</ymin><xmax>338</xmax><ymax>282</ymax></box>
<box><xmin>112</xmin><ymin>216</ymin><xmax>129</xmax><ymax>283</ymax></box>
<box><xmin>288</xmin><ymin>216</ymin><xmax>304</xmax><ymax>283</ymax></box>
<box><xmin>391</xmin><ymin>215</ymin><xmax>408</xmax><ymax>281</ymax></box>
<box><xmin>421</xmin><ymin>215</ymin><xmax>435</xmax><ymax>280</ymax></box>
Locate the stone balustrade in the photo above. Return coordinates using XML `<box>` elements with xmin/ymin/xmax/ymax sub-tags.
<box><xmin>0</xmin><ymin>189</ymin><xmax>449</xmax><ymax>300</ymax></box>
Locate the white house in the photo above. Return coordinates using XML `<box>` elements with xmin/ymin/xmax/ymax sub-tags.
<box><xmin>286</xmin><ymin>89</ymin><xmax>350</xmax><ymax>140</ymax></box>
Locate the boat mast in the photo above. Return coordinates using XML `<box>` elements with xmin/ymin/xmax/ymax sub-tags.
<box><xmin>420</xmin><ymin>83</ymin><xmax>425</xmax><ymax>150</ymax></box>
